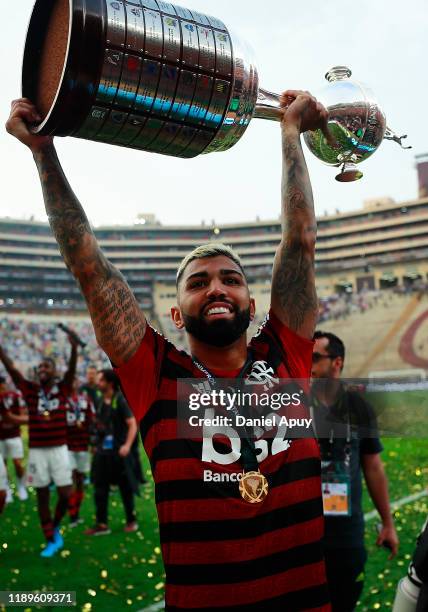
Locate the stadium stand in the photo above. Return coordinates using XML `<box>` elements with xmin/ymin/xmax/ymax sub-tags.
<box><xmin>1</xmin><ymin>156</ymin><xmax>428</xmax><ymax>379</ymax></box>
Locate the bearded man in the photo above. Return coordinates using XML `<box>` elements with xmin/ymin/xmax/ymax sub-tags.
<box><xmin>7</xmin><ymin>91</ymin><xmax>331</xmax><ymax>610</ymax></box>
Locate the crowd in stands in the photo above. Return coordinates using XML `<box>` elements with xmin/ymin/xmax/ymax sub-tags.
<box><xmin>0</xmin><ymin>318</ymin><xmax>109</xmax><ymax>380</ymax></box>
<box><xmin>1</xmin><ymin>286</ymin><xmax>428</xmax><ymax>379</ymax></box>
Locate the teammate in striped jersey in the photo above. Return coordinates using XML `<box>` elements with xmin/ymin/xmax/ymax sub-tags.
<box><xmin>66</xmin><ymin>378</ymin><xmax>96</xmax><ymax>526</ymax></box>
<box><xmin>7</xmin><ymin>91</ymin><xmax>332</xmax><ymax>608</ymax></box>
<box><xmin>0</xmin><ymin>334</ymin><xmax>79</xmax><ymax>557</ymax></box>
<box><xmin>0</xmin><ymin>376</ymin><xmax>28</xmax><ymax>501</ymax></box>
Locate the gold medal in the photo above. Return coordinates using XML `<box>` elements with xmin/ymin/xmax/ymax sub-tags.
<box><xmin>43</xmin><ymin>410</ymin><xmax>50</xmax><ymax>419</ymax></box>
<box><xmin>77</xmin><ymin>421</ymin><xmax>82</xmax><ymax>428</ymax></box>
<box><xmin>239</xmin><ymin>470</ymin><xmax>268</xmax><ymax>503</ymax></box>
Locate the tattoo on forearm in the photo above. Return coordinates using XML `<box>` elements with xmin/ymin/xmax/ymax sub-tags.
<box><xmin>272</xmin><ymin>130</ymin><xmax>318</xmax><ymax>331</ymax></box>
<box><xmin>33</xmin><ymin>147</ymin><xmax>146</xmax><ymax>363</ymax></box>
<box><xmin>272</xmin><ymin>242</ymin><xmax>317</xmax><ymax>330</ymax></box>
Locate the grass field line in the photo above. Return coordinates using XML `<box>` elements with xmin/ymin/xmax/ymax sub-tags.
<box><xmin>353</xmin><ymin>291</ymin><xmax>422</xmax><ymax>377</ymax></box>
<box><xmin>364</xmin><ymin>488</ymin><xmax>428</xmax><ymax>521</ymax></box>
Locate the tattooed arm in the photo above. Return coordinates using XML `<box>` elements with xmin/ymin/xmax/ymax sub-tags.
<box><xmin>6</xmin><ymin>99</ymin><xmax>146</xmax><ymax>366</ymax></box>
<box><xmin>271</xmin><ymin>91</ymin><xmax>329</xmax><ymax>339</ymax></box>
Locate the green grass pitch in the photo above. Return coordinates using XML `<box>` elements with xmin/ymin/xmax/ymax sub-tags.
<box><xmin>0</xmin><ymin>437</ymin><xmax>427</xmax><ymax>611</ymax></box>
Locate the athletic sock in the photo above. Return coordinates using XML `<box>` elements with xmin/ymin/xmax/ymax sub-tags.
<box><xmin>54</xmin><ymin>497</ymin><xmax>69</xmax><ymax>527</ymax></box>
<box><xmin>68</xmin><ymin>492</ymin><xmax>78</xmax><ymax>517</ymax></box>
<box><xmin>42</xmin><ymin>520</ymin><xmax>54</xmax><ymax>542</ymax></box>
<box><xmin>75</xmin><ymin>490</ymin><xmax>84</xmax><ymax>514</ymax></box>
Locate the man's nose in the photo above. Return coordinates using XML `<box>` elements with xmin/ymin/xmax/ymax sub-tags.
<box><xmin>206</xmin><ymin>279</ymin><xmax>226</xmax><ymax>298</ymax></box>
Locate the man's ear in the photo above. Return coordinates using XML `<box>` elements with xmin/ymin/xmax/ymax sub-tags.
<box><xmin>249</xmin><ymin>297</ymin><xmax>256</xmax><ymax>321</ymax></box>
<box><xmin>171</xmin><ymin>306</ymin><xmax>185</xmax><ymax>330</ymax></box>
<box><xmin>334</xmin><ymin>356</ymin><xmax>344</xmax><ymax>373</ymax></box>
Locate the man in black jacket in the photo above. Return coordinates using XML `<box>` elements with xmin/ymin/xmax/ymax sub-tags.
<box><xmin>311</xmin><ymin>331</ymin><xmax>399</xmax><ymax>611</ymax></box>
<box><xmin>85</xmin><ymin>369</ymin><xmax>139</xmax><ymax>535</ymax></box>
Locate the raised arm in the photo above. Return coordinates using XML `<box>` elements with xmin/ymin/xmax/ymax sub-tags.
<box><xmin>271</xmin><ymin>91</ymin><xmax>329</xmax><ymax>339</ymax></box>
<box><xmin>6</xmin><ymin>99</ymin><xmax>146</xmax><ymax>366</ymax></box>
<box><xmin>62</xmin><ymin>335</ymin><xmax>78</xmax><ymax>388</ymax></box>
<box><xmin>0</xmin><ymin>345</ymin><xmax>25</xmax><ymax>389</ymax></box>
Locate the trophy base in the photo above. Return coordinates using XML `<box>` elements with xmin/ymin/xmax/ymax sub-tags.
<box><xmin>335</xmin><ymin>162</ymin><xmax>363</xmax><ymax>182</ymax></box>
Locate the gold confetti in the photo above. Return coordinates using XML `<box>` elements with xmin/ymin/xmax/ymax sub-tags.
<box><xmin>87</xmin><ymin>589</ymin><xmax>96</xmax><ymax>597</ymax></box>
<box><xmin>101</xmin><ymin>570</ymin><xmax>108</xmax><ymax>578</ymax></box>
<box><xmin>82</xmin><ymin>605</ymin><xmax>92</xmax><ymax>612</ymax></box>
<box><xmin>155</xmin><ymin>582</ymin><xmax>165</xmax><ymax>591</ymax></box>
<box><xmin>2</xmin><ymin>543</ymin><xmax>8</xmax><ymax>549</ymax></box>
<box><xmin>154</xmin><ymin>547</ymin><xmax>161</xmax><ymax>555</ymax></box>
<box><xmin>147</xmin><ymin>572</ymin><xmax>154</xmax><ymax>578</ymax></box>
<box><xmin>373</xmin><ymin>605</ymin><xmax>381</xmax><ymax>610</ymax></box>
<box><xmin>126</xmin><ymin>600</ymin><xmax>133</xmax><ymax>605</ymax></box>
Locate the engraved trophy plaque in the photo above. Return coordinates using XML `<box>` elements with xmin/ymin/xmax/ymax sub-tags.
<box><xmin>22</xmin><ymin>0</ymin><xmax>409</xmax><ymax>178</ymax></box>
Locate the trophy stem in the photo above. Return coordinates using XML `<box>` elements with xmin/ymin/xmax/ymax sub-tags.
<box><xmin>254</xmin><ymin>88</ymin><xmax>284</xmax><ymax>121</ymax></box>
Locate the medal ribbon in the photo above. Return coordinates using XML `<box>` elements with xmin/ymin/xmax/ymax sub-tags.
<box><xmin>192</xmin><ymin>352</ymin><xmax>259</xmax><ymax>472</ymax></box>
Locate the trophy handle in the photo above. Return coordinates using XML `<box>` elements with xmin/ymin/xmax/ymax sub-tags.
<box><xmin>254</xmin><ymin>88</ymin><xmax>287</xmax><ymax>121</ymax></box>
<box><xmin>384</xmin><ymin>127</ymin><xmax>412</xmax><ymax>149</ymax></box>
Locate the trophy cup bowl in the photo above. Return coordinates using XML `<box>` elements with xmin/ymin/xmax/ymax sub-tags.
<box><xmin>22</xmin><ymin>0</ymin><xmax>409</xmax><ymax>175</ymax></box>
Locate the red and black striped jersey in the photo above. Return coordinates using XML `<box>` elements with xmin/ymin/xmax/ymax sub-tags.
<box><xmin>66</xmin><ymin>392</ymin><xmax>96</xmax><ymax>452</ymax></box>
<box><xmin>116</xmin><ymin>310</ymin><xmax>330</xmax><ymax>611</ymax></box>
<box><xmin>0</xmin><ymin>391</ymin><xmax>25</xmax><ymax>440</ymax></box>
<box><xmin>17</xmin><ymin>378</ymin><xmax>71</xmax><ymax>448</ymax></box>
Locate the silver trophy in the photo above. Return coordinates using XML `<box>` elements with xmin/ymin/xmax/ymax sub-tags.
<box><xmin>23</xmin><ymin>0</ymin><xmax>410</xmax><ymax>179</ymax></box>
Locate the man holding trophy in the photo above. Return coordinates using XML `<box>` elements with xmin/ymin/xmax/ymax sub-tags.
<box><xmin>6</xmin><ymin>89</ymin><xmax>332</xmax><ymax>609</ymax></box>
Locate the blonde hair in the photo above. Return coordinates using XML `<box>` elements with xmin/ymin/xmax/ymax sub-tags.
<box><xmin>176</xmin><ymin>243</ymin><xmax>245</xmax><ymax>286</ymax></box>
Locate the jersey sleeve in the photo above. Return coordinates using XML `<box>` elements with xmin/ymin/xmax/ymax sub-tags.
<box><xmin>5</xmin><ymin>393</ymin><xmax>22</xmax><ymax>414</ymax></box>
<box><xmin>118</xmin><ymin>393</ymin><xmax>134</xmax><ymax>420</ymax></box>
<box><xmin>15</xmin><ymin>379</ymin><xmax>38</xmax><ymax>408</ymax></box>
<box><xmin>114</xmin><ymin>325</ymin><xmax>166</xmax><ymax>423</ymax></box>
<box><xmin>257</xmin><ymin>309</ymin><xmax>314</xmax><ymax>379</ymax></box>
<box><xmin>16</xmin><ymin>392</ymin><xmax>27</xmax><ymax>411</ymax></box>
<box><xmin>348</xmin><ymin>391</ymin><xmax>383</xmax><ymax>454</ymax></box>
